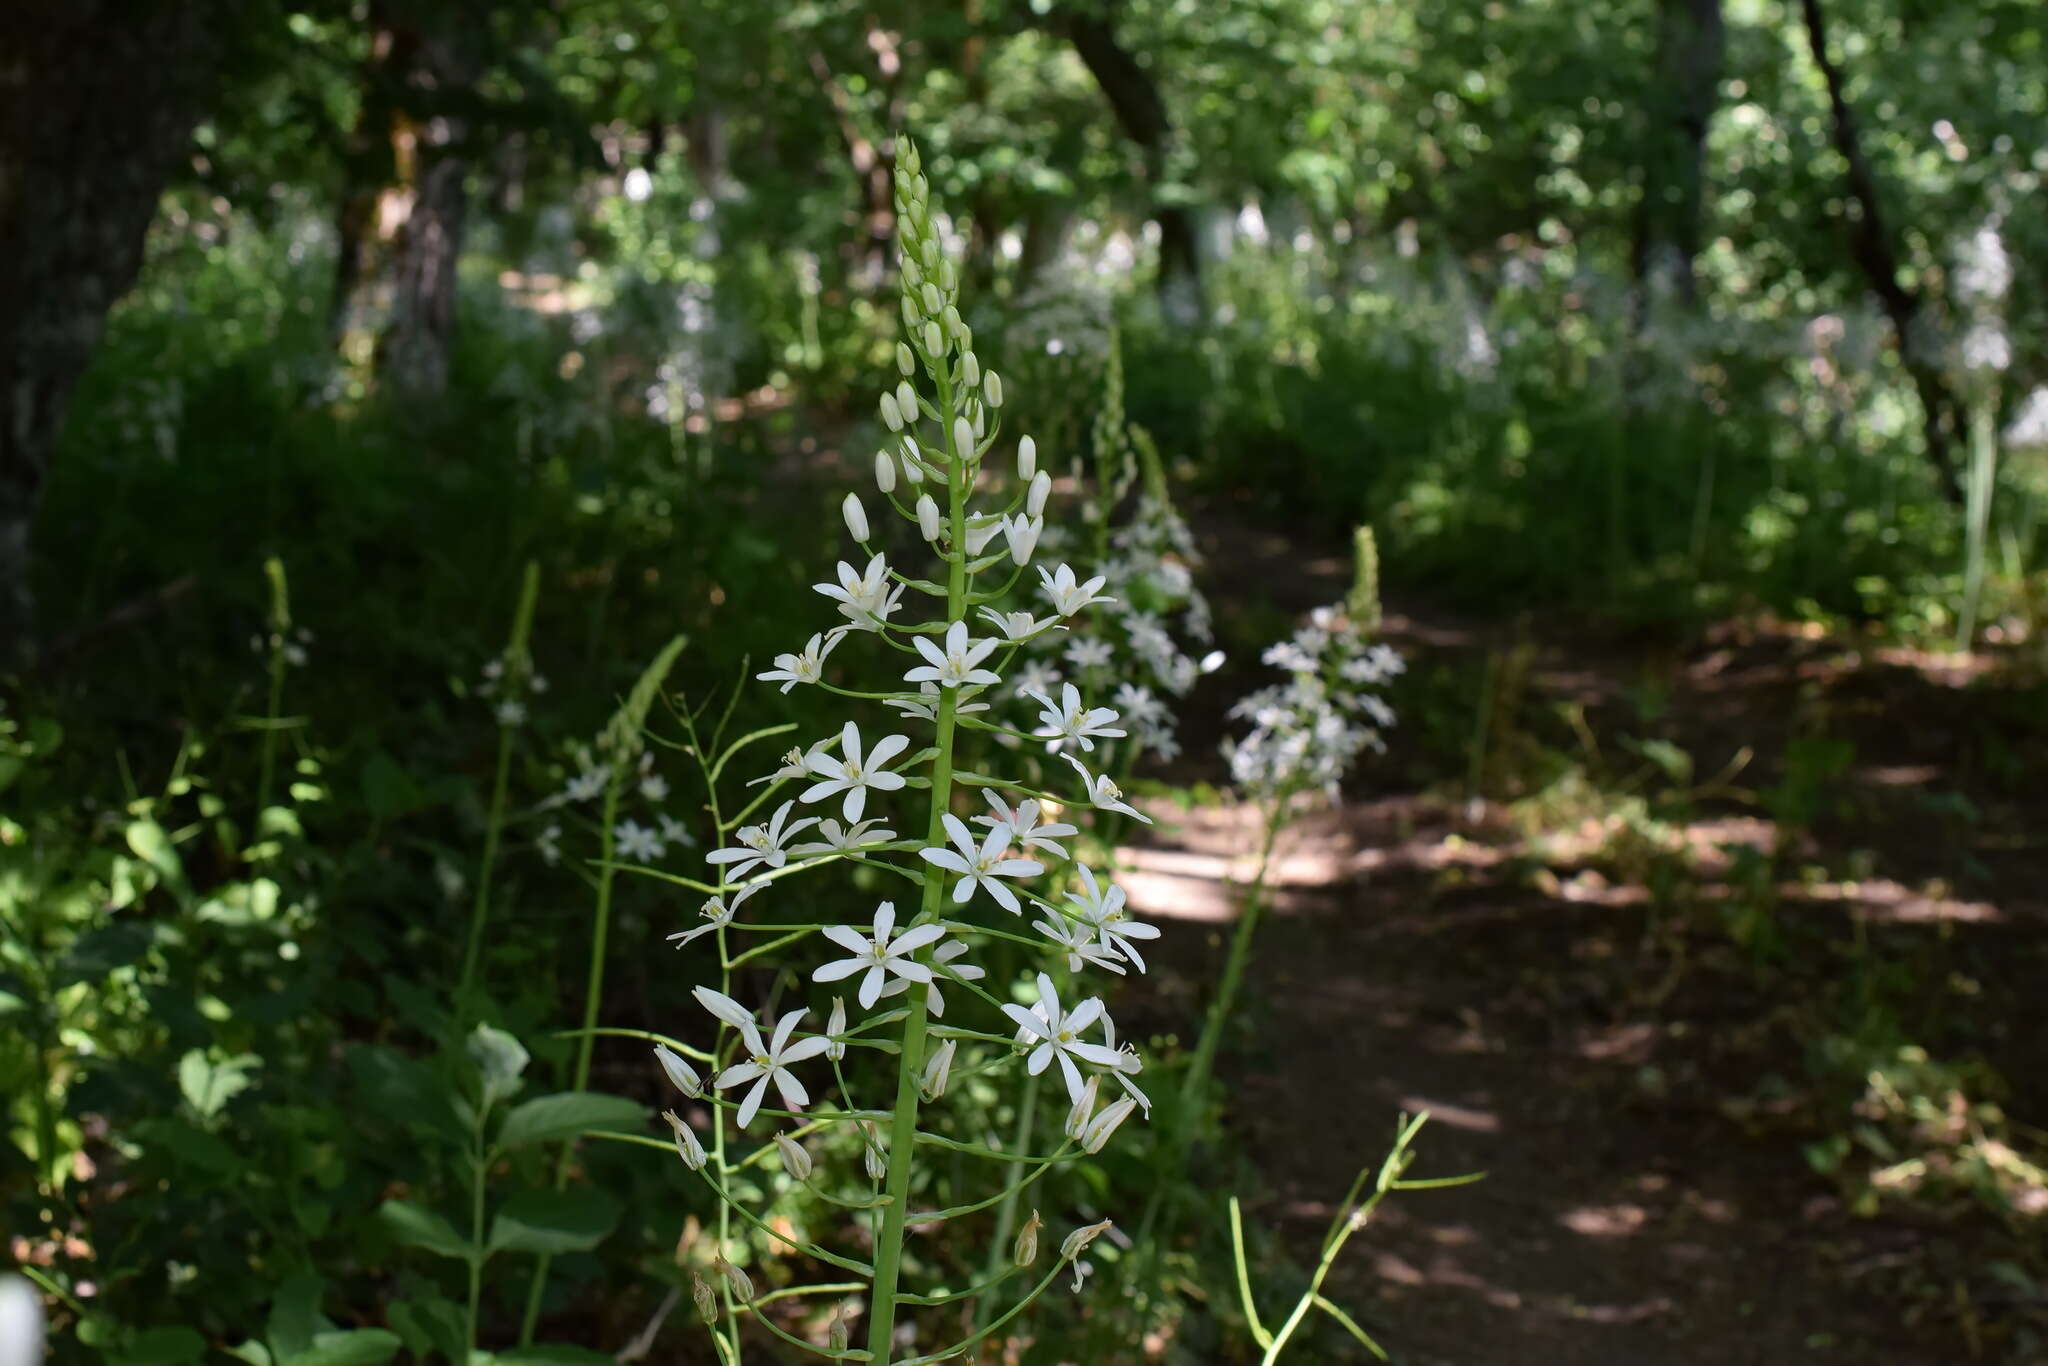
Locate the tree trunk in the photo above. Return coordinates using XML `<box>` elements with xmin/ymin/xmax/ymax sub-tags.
<box><xmin>0</xmin><ymin>4</ymin><xmax>221</xmax><ymax>663</ymax></box>
<box><xmin>1632</xmin><ymin>0</ymin><xmax>1724</xmax><ymax>309</ymax></box>
<box><xmin>1062</xmin><ymin>4</ymin><xmax>1203</xmax><ymax>324</ymax></box>
<box><xmin>1796</xmin><ymin>0</ymin><xmax>1964</xmax><ymax>504</ymax></box>
<box><xmin>376</xmin><ymin>24</ymin><xmax>480</xmax><ymax>399</ymax></box>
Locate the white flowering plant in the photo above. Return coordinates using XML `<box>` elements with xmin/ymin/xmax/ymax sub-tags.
<box><xmin>631</xmin><ymin>142</ymin><xmax>1161</xmax><ymax>1365</ymax></box>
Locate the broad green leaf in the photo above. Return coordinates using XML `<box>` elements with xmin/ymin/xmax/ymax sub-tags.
<box><xmin>124</xmin><ymin>819</ymin><xmax>185</xmax><ymax>885</ymax></box>
<box><xmin>487</xmin><ymin>1189</ymin><xmax>621</xmax><ymax>1255</ymax></box>
<box><xmin>267</xmin><ymin>1272</ymin><xmax>326</xmax><ymax>1360</ymax></box>
<box><xmin>178</xmin><ymin>1050</ymin><xmax>262</xmax><ymax>1120</ymax></box>
<box><xmin>378</xmin><ymin>1200</ymin><xmax>477</xmax><ymax>1263</ymax></box>
<box><xmin>388</xmin><ymin>1296</ymin><xmax>467</xmax><ymax>1366</ymax></box>
<box><xmin>282</xmin><ymin>1330</ymin><xmax>404</xmax><ymax>1366</ymax></box>
<box><xmin>494</xmin><ymin>1091</ymin><xmax>642</xmax><ymax>1150</ymax></box>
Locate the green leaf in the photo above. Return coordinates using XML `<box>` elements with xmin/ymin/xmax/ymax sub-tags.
<box><xmin>378</xmin><ymin>1200</ymin><xmax>477</xmax><ymax>1263</ymax></box>
<box><xmin>226</xmin><ymin>1342</ymin><xmax>272</xmax><ymax>1366</ymax></box>
<box><xmin>267</xmin><ymin>1272</ymin><xmax>326</xmax><ymax>1360</ymax></box>
<box><xmin>281</xmin><ymin>1331</ymin><xmax>403</xmax><ymax>1366</ymax></box>
<box><xmin>467</xmin><ymin>1024</ymin><xmax>530</xmax><ymax>1109</ymax></box>
<box><xmin>387</xmin><ymin>1296</ymin><xmax>467</xmax><ymax>1366</ymax></box>
<box><xmin>178</xmin><ymin>1050</ymin><xmax>262</xmax><ymax>1120</ymax></box>
<box><xmin>110</xmin><ymin>1327</ymin><xmax>207</xmax><ymax>1366</ymax></box>
<box><xmin>495</xmin><ymin>1091</ymin><xmax>643</xmax><ymax>1150</ymax></box>
<box><xmin>52</xmin><ymin>920</ymin><xmax>157</xmax><ymax>987</ymax></box>
<box><xmin>487</xmin><ymin>1189</ymin><xmax>621</xmax><ymax>1255</ymax></box>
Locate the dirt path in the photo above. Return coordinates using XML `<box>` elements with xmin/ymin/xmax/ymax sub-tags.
<box><xmin>1117</xmin><ymin>514</ymin><xmax>2048</xmax><ymax>1365</ymax></box>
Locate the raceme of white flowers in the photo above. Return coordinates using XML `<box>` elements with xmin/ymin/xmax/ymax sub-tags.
<box><xmin>643</xmin><ymin>140</ymin><xmax>1155</xmax><ymax>1361</ymax></box>
<box><xmin>1224</xmin><ymin>603</ymin><xmax>1404</xmax><ymax>801</ymax></box>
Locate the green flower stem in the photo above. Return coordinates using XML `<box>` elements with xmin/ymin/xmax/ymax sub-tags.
<box><xmin>1179</xmin><ymin>809</ymin><xmax>1284</xmax><ymax>1119</ymax></box>
<box><xmin>922</xmin><ymin>1134</ymin><xmax>1068</xmax><ymax>1223</ymax></box>
<box><xmin>865</xmin><ymin>366</ymin><xmax>971</xmax><ymax>1366</ymax></box>
<box><xmin>977</xmin><ymin>1066</ymin><xmax>1040</xmax><ymax>1322</ymax></box>
<box><xmin>518</xmin><ymin>771</ymin><xmax>623</xmax><ymax>1343</ymax></box>
<box><xmin>458</xmin><ymin>562</ymin><xmax>540</xmax><ymax>1015</ymax></box>
<box><xmin>465</xmin><ymin>1099</ymin><xmax>490</xmax><ymax>1360</ymax></box>
<box><xmin>897</xmin><ymin>1259</ymin><xmax>1073</xmax><ymax>1366</ymax></box>
<box><xmin>254</xmin><ymin>556</ymin><xmax>291</xmax><ymax>826</ymax></box>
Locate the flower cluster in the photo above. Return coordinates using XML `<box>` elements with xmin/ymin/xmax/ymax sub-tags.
<box><xmin>476</xmin><ymin>647</ymin><xmax>549</xmax><ymax>728</ymax></box>
<box><xmin>644</xmin><ymin>140</ymin><xmax>1154</xmax><ymax>1361</ymax></box>
<box><xmin>1224</xmin><ymin>604</ymin><xmax>1403</xmax><ymax>801</ymax></box>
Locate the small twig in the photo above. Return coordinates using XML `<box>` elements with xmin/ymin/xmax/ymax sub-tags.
<box><xmin>615</xmin><ymin>1286</ymin><xmax>682</xmax><ymax>1362</ymax></box>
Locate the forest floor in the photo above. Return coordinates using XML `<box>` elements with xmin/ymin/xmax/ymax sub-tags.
<box><xmin>1121</xmin><ymin>511</ymin><xmax>2048</xmax><ymax>1366</ymax></box>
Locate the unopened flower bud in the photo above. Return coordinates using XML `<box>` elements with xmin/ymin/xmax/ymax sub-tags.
<box><xmin>1064</xmin><ymin>1076</ymin><xmax>1099</xmax><ymax>1140</ymax></box>
<box><xmin>874</xmin><ymin>450</ymin><xmax>897</xmax><ymax>494</ymax></box>
<box><xmin>826</xmin><ymin>997</ymin><xmax>848</xmax><ymax>1061</ymax></box>
<box><xmin>860</xmin><ymin>1120</ymin><xmax>887</xmax><ymax>1182</ymax></box>
<box><xmin>1018</xmin><ymin>435</ymin><xmax>1037</xmax><ymax>481</ymax></box>
<box><xmin>960</xmin><ymin>351</ymin><xmax>981</xmax><ymax>388</ymax></box>
<box><xmin>920</xmin><ymin>1038</ymin><xmax>956</xmax><ymax>1099</ymax></box>
<box><xmin>953</xmin><ymin>320</ymin><xmax>973</xmax><ymax>351</ymax></box>
<box><xmin>714</xmin><ymin>1254</ymin><xmax>754</xmax><ymax>1303</ymax></box>
<box><xmin>900</xmin><ymin>295</ymin><xmax>919</xmax><ymax>333</ymax></box>
<box><xmin>1080</xmin><ymin>1097</ymin><xmax>1138</xmax><ymax>1154</ymax></box>
<box><xmin>916</xmin><ymin>495</ymin><xmax>942</xmax><ymax>541</ymax></box>
<box><xmin>896</xmin><ymin>342</ymin><xmax>916</xmax><ymax>376</ymax></box>
<box><xmin>920</xmin><ymin>282</ymin><xmax>943</xmax><ymax>317</ymax></box>
<box><xmin>691</xmin><ymin>1271</ymin><xmax>717</xmax><ymax>1322</ymax></box>
<box><xmin>1013</xmin><ymin>1210</ymin><xmax>1042</xmax><ymax>1267</ymax></box>
<box><xmin>654</xmin><ymin>1044</ymin><xmax>702</xmax><ymax>1098</ymax></box>
<box><xmin>942</xmin><ymin>305</ymin><xmax>962</xmax><ymax>336</ymax></box>
<box><xmin>1027</xmin><ymin>470</ymin><xmax>1051</xmax><ymax>518</ymax></box>
<box><xmin>902</xmin><ymin>255</ymin><xmax>924</xmax><ymax>288</ymax></box>
<box><xmin>880</xmin><ymin>391</ymin><xmax>903</xmax><ymax>432</ymax></box>
<box><xmin>938</xmin><ymin>258</ymin><xmax>957</xmax><ymax>292</ymax></box>
<box><xmin>900</xmin><ymin>437</ymin><xmax>925</xmax><ymax>482</ymax></box>
<box><xmin>983</xmin><ymin>370</ymin><xmax>1003</xmax><ymax>408</ymax></box>
<box><xmin>896</xmin><ymin>380</ymin><xmax>918</xmax><ymax>422</ymax></box>
<box><xmin>828</xmin><ymin>1312</ymin><xmax>849</xmax><ymax>1352</ymax></box>
<box><xmin>1061</xmin><ymin>1218</ymin><xmax>1113</xmax><ymax>1262</ymax></box>
<box><xmin>953</xmin><ymin>416</ymin><xmax>976</xmax><ymax>462</ymax></box>
<box><xmin>663</xmin><ymin>1109</ymin><xmax>706</xmax><ymax>1170</ymax></box>
<box><xmin>1003</xmin><ymin>515</ymin><xmax>1042</xmax><ymax>566</ymax></box>
<box><xmin>922</xmin><ymin>321</ymin><xmax>943</xmax><ymax>357</ymax></box>
<box><xmin>773</xmin><ymin>1131</ymin><xmax>813</xmax><ymax>1181</ymax></box>
<box><xmin>843</xmin><ymin>493</ymin><xmax>870</xmax><ymax>543</ymax></box>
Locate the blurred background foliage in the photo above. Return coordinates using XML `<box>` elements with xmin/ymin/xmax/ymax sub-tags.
<box><xmin>3</xmin><ymin>0</ymin><xmax>2047</xmax><ymax>1360</ymax></box>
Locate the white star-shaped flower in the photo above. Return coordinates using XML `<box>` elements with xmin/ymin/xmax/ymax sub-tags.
<box><xmin>973</xmin><ymin>790</ymin><xmax>1076</xmax><ymax>858</ymax></box>
<box><xmin>976</xmin><ymin>606</ymin><xmax>1060</xmax><ymax>642</ymax></box>
<box><xmin>1024</xmin><ymin>682</ymin><xmax>1126</xmax><ymax>753</ymax></box>
<box><xmin>791</xmin><ymin>817</ymin><xmax>897</xmax><ymax>857</ymax></box>
<box><xmin>1065</xmin><ymin>637</ymin><xmax>1114</xmax><ymax>672</ymax></box>
<box><xmin>1037</xmin><ymin>563</ymin><xmax>1115</xmax><ymax>616</ymax></box>
<box><xmin>1001</xmin><ymin>973</ymin><xmax>1123</xmax><ymax>1102</ymax></box>
<box><xmin>918</xmin><ymin>813</ymin><xmax>1042</xmax><ymax>913</ymax></box>
<box><xmin>799</xmin><ymin>722</ymin><xmax>910</xmax><ymax>822</ymax></box>
<box><xmin>815</xmin><ymin>553</ymin><xmax>905</xmax><ymax>630</ymax></box>
<box><xmin>667</xmin><ymin>882</ymin><xmax>761</xmax><ymax>948</ymax></box>
<box><xmin>1033</xmin><ymin>911</ymin><xmax>1126</xmax><ymax>975</ymax></box>
<box><xmin>614</xmin><ymin>819</ymin><xmax>665</xmax><ymax>862</ymax></box>
<box><xmin>705</xmin><ymin>801</ymin><xmax>818</xmax><ymax>879</ymax></box>
<box><xmin>905</xmin><ymin>621</ymin><xmax>1002</xmax><ymax>690</ymax></box>
<box><xmin>1062</xmin><ymin>754</ymin><xmax>1152</xmax><ymax>824</ymax></box>
<box><xmin>758</xmin><ymin>630</ymin><xmax>845</xmax><ymax>692</ymax></box>
<box><xmin>696</xmin><ymin>987</ymin><xmax>830</xmax><ymax>1126</ymax></box>
<box><xmin>563</xmin><ymin>767</ymin><xmax>608</xmax><ymax>803</ymax></box>
<box><xmin>813</xmin><ymin>901</ymin><xmax>949</xmax><ymax>1009</ymax></box>
<box><xmin>1066</xmin><ymin>864</ymin><xmax>1158</xmax><ymax>972</ymax></box>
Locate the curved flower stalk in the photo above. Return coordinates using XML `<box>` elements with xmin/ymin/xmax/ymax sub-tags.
<box><xmin>1135</xmin><ymin>529</ymin><xmax>1402</xmax><ymax>1261</ymax></box>
<box><xmin>647</xmin><ymin>140</ymin><xmax>1156</xmax><ymax>1366</ymax></box>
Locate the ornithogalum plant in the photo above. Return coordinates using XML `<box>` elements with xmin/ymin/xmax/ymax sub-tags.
<box><xmin>648</xmin><ymin>140</ymin><xmax>1157</xmax><ymax>1365</ymax></box>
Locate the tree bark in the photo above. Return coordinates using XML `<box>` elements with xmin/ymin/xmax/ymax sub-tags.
<box><xmin>376</xmin><ymin>21</ymin><xmax>482</xmax><ymax>399</ymax></box>
<box><xmin>1796</xmin><ymin>0</ymin><xmax>1964</xmax><ymax>504</ymax></box>
<box><xmin>1061</xmin><ymin>4</ymin><xmax>1203</xmax><ymax>323</ymax></box>
<box><xmin>0</xmin><ymin>4</ymin><xmax>222</xmax><ymax>663</ymax></box>
<box><xmin>1632</xmin><ymin>0</ymin><xmax>1724</xmax><ymax>309</ymax></box>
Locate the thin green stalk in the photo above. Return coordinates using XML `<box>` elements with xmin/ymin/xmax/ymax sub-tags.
<box><xmin>865</xmin><ymin>360</ymin><xmax>969</xmax><ymax>1366</ymax></box>
<box><xmin>458</xmin><ymin>562</ymin><xmax>540</xmax><ymax>1015</ymax></box>
<box><xmin>254</xmin><ymin>556</ymin><xmax>291</xmax><ymax>824</ymax></box>
<box><xmin>518</xmin><ymin>773</ymin><xmax>623</xmax><ymax>1343</ymax></box>
<box><xmin>1178</xmin><ymin>813</ymin><xmax>1285</xmax><ymax>1122</ymax></box>
<box><xmin>977</xmin><ymin>1064</ymin><xmax>1041</xmax><ymax>1326</ymax></box>
<box><xmin>466</xmin><ymin>1102</ymin><xmax>489</xmax><ymax>1359</ymax></box>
